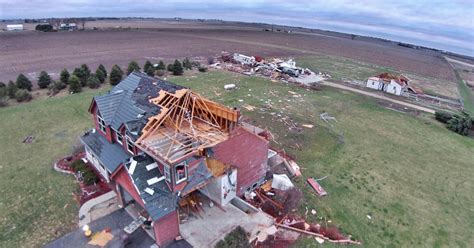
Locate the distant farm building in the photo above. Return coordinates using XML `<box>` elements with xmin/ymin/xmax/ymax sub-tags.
<box><xmin>6</xmin><ymin>24</ymin><xmax>23</xmax><ymax>31</ymax></box>
<box><xmin>60</xmin><ymin>23</ymin><xmax>77</xmax><ymax>31</ymax></box>
<box><xmin>366</xmin><ymin>73</ymin><xmax>409</xmax><ymax>96</ymax></box>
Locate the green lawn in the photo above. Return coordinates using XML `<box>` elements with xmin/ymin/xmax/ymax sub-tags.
<box><xmin>454</xmin><ymin>70</ymin><xmax>474</xmax><ymax>114</ymax></box>
<box><xmin>0</xmin><ymin>70</ymin><xmax>472</xmax><ymax>247</ymax></box>
<box><xmin>0</xmin><ymin>86</ymin><xmax>110</xmax><ymax>247</ymax></box>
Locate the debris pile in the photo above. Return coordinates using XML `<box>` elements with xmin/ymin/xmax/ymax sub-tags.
<box><xmin>217</xmin><ymin>52</ymin><xmax>330</xmax><ymax>88</ymax></box>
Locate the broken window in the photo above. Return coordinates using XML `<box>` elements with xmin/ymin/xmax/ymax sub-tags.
<box><xmin>126</xmin><ymin>135</ymin><xmax>134</xmax><ymax>154</ymax></box>
<box><xmin>115</xmin><ymin>131</ymin><xmax>123</xmax><ymax>145</ymax></box>
<box><xmin>164</xmin><ymin>164</ymin><xmax>171</xmax><ymax>183</ymax></box>
<box><xmin>97</xmin><ymin>114</ymin><xmax>106</xmax><ymax>133</ymax></box>
<box><xmin>175</xmin><ymin>162</ymin><xmax>187</xmax><ymax>184</ymax></box>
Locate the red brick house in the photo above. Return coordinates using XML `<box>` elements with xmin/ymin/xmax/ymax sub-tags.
<box><xmin>80</xmin><ymin>72</ymin><xmax>270</xmax><ymax>247</ymax></box>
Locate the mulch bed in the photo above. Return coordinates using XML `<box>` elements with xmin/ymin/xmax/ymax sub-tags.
<box><xmin>55</xmin><ymin>152</ymin><xmax>112</xmax><ymax>205</ymax></box>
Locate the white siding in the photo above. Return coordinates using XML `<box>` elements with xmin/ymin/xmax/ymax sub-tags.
<box><xmin>366</xmin><ymin>78</ymin><xmax>382</xmax><ymax>90</ymax></box>
<box><xmin>85</xmin><ymin>146</ymin><xmax>110</xmax><ymax>182</ymax></box>
<box><xmin>199</xmin><ymin>169</ymin><xmax>237</xmax><ymax>206</ymax></box>
<box><xmin>385</xmin><ymin>80</ymin><xmax>403</xmax><ymax>95</ymax></box>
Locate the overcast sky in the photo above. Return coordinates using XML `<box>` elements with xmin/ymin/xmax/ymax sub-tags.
<box><xmin>1</xmin><ymin>0</ymin><xmax>473</xmax><ymax>56</ymax></box>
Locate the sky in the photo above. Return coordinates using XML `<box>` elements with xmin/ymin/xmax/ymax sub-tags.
<box><xmin>1</xmin><ymin>0</ymin><xmax>473</xmax><ymax>56</ymax></box>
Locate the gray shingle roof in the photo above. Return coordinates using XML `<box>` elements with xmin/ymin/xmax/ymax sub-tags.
<box><xmin>80</xmin><ymin>130</ymin><xmax>131</xmax><ymax>173</ymax></box>
<box><xmin>92</xmin><ymin>72</ymin><xmax>185</xmax><ymax>135</ymax></box>
<box><xmin>125</xmin><ymin>154</ymin><xmax>178</xmax><ymax>221</ymax></box>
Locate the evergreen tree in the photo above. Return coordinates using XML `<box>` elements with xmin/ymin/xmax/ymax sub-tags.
<box><xmin>98</xmin><ymin>64</ymin><xmax>107</xmax><ymax>78</ymax></box>
<box><xmin>69</xmin><ymin>75</ymin><xmax>82</xmax><ymax>93</ymax></box>
<box><xmin>37</xmin><ymin>71</ymin><xmax>52</xmax><ymax>89</ymax></box>
<box><xmin>16</xmin><ymin>74</ymin><xmax>33</xmax><ymax>91</ymax></box>
<box><xmin>145</xmin><ymin>66</ymin><xmax>155</xmax><ymax>77</ymax></box>
<box><xmin>80</xmin><ymin>64</ymin><xmax>91</xmax><ymax>80</ymax></box>
<box><xmin>143</xmin><ymin>60</ymin><xmax>153</xmax><ymax>73</ymax></box>
<box><xmin>127</xmin><ymin>61</ymin><xmax>140</xmax><ymax>75</ymax></box>
<box><xmin>167</xmin><ymin>63</ymin><xmax>173</xmax><ymax>72</ymax></box>
<box><xmin>157</xmin><ymin>60</ymin><xmax>166</xmax><ymax>70</ymax></box>
<box><xmin>182</xmin><ymin>57</ymin><xmax>192</xmax><ymax>70</ymax></box>
<box><xmin>110</xmin><ymin>65</ymin><xmax>124</xmax><ymax>86</ymax></box>
<box><xmin>95</xmin><ymin>68</ymin><xmax>106</xmax><ymax>83</ymax></box>
<box><xmin>172</xmin><ymin>60</ymin><xmax>184</xmax><ymax>76</ymax></box>
<box><xmin>73</xmin><ymin>67</ymin><xmax>87</xmax><ymax>87</ymax></box>
<box><xmin>87</xmin><ymin>74</ymin><xmax>100</xmax><ymax>89</ymax></box>
<box><xmin>60</xmin><ymin>69</ymin><xmax>70</xmax><ymax>84</ymax></box>
<box><xmin>7</xmin><ymin>81</ymin><xmax>18</xmax><ymax>98</ymax></box>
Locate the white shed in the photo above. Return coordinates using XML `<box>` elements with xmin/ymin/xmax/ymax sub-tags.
<box><xmin>366</xmin><ymin>77</ymin><xmax>384</xmax><ymax>91</ymax></box>
<box><xmin>385</xmin><ymin>80</ymin><xmax>404</xmax><ymax>95</ymax></box>
<box><xmin>6</xmin><ymin>24</ymin><xmax>24</xmax><ymax>31</ymax></box>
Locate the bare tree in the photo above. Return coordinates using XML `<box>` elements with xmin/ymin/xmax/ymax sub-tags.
<box><xmin>78</xmin><ymin>18</ymin><xmax>86</xmax><ymax>30</ymax></box>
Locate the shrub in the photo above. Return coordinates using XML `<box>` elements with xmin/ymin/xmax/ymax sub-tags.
<box><xmin>110</xmin><ymin>65</ymin><xmax>123</xmax><ymax>86</ymax></box>
<box><xmin>60</xmin><ymin>69</ymin><xmax>70</xmax><ymax>84</ymax></box>
<box><xmin>7</xmin><ymin>81</ymin><xmax>18</xmax><ymax>98</ymax></box>
<box><xmin>37</xmin><ymin>71</ymin><xmax>52</xmax><ymax>89</ymax></box>
<box><xmin>48</xmin><ymin>80</ymin><xmax>66</xmax><ymax>95</ymax></box>
<box><xmin>198</xmin><ymin>66</ymin><xmax>208</xmax><ymax>73</ymax></box>
<box><xmin>156</xmin><ymin>60</ymin><xmax>166</xmax><ymax>70</ymax></box>
<box><xmin>15</xmin><ymin>89</ymin><xmax>32</xmax><ymax>102</ymax></box>
<box><xmin>172</xmin><ymin>60</ymin><xmax>184</xmax><ymax>76</ymax></box>
<box><xmin>435</xmin><ymin>111</ymin><xmax>453</xmax><ymax>124</ymax></box>
<box><xmin>69</xmin><ymin>75</ymin><xmax>82</xmax><ymax>93</ymax></box>
<box><xmin>95</xmin><ymin>68</ymin><xmax>106</xmax><ymax>83</ymax></box>
<box><xmin>145</xmin><ymin>66</ymin><xmax>155</xmax><ymax>77</ymax></box>
<box><xmin>87</xmin><ymin>74</ymin><xmax>100</xmax><ymax>89</ymax></box>
<box><xmin>182</xmin><ymin>57</ymin><xmax>192</xmax><ymax>70</ymax></box>
<box><xmin>127</xmin><ymin>61</ymin><xmax>140</xmax><ymax>75</ymax></box>
<box><xmin>447</xmin><ymin>112</ymin><xmax>472</xmax><ymax>136</ymax></box>
<box><xmin>0</xmin><ymin>87</ymin><xmax>8</xmax><ymax>107</ymax></box>
<box><xmin>35</xmin><ymin>24</ymin><xmax>53</xmax><ymax>32</ymax></box>
<box><xmin>71</xmin><ymin>160</ymin><xmax>99</xmax><ymax>185</ymax></box>
<box><xmin>16</xmin><ymin>74</ymin><xmax>32</xmax><ymax>91</ymax></box>
<box><xmin>215</xmin><ymin>226</ymin><xmax>250</xmax><ymax>248</ymax></box>
<box><xmin>98</xmin><ymin>64</ymin><xmax>107</xmax><ymax>78</ymax></box>
<box><xmin>167</xmin><ymin>63</ymin><xmax>173</xmax><ymax>72</ymax></box>
<box><xmin>155</xmin><ymin>70</ymin><xmax>166</xmax><ymax>77</ymax></box>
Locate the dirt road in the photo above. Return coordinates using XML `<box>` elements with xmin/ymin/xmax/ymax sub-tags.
<box><xmin>321</xmin><ymin>81</ymin><xmax>436</xmax><ymax>114</ymax></box>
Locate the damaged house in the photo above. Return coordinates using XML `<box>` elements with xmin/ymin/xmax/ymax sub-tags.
<box><xmin>366</xmin><ymin>73</ymin><xmax>409</xmax><ymax>96</ymax></box>
<box><xmin>80</xmin><ymin>72</ymin><xmax>270</xmax><ymax>247</ymax></box>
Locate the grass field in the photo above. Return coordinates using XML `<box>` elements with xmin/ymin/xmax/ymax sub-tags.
<box><xmin>1</xmin><ymin>70</ymin><xmax>473</xmax><ymax>247</ymax></box>
<box><xmin>454</xmin><ymin>70</ymin><xmax>474</xmax><ymax>114</ymax></box>
<box><xmin>297</xmin><ymin>55</ymin><xmax>460</xmax><ymax>99</ymax></box>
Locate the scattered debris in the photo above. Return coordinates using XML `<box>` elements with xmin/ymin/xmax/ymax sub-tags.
<box><xmin>302</xmin><ymin>124</ymin><xmax>314</xmax><ymax>128</ymax></box>
<box><xmin>241</xmin><ymin>104</ymin><xmax>256</xmax><ymax>111</ymax></box>
<box><xmin>307</xmin><ymin>178</ymin><xmax>327</xmax><ymax>196</ymax></box>
<box><xmin>22</xmin><ymin>135</ymin><xmax>35</xmax><ymax>143</ymax></box>
<box><xmin>224</xmin><ymin>84</ymin><xmax>236</xmax><ymax>90</ymax></box>
<box><xmin>320</xmin><ymin>112</ymin><xmax>337</xmax><ymax>123</ymax></box>
<box><xmin>271</xmin><ymin>174</ymin><xmax>294</xmax><ymax>191</ymax></box>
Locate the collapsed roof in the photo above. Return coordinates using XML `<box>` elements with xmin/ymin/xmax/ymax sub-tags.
<box><xmin>376</xmin><ymin>73</ymin><xmax>409</xmax><ymax>86</ymax></box>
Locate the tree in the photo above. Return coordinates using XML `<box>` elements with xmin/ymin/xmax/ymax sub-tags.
<box><xmin>73</xmin><ymin>67</ymin><xmax>87</xmax><ymax>87</ymax></box>
<box><xmin>98</xmin><ymin>64</ymin><xmax>107</xmax><ymax>78</ymax></box>
<box><xmin>95</xmin><ymin>68</ymin><xmax>106</xmax><ymax>84</ymax></box>
<box><xmin>0</xmin><ymin>87</ymin><xmax>7</xmax><ymax>107</ymax></box>
<box><xmin>69</xmin><ymin>75</ymin><xmax>82</xmax><ymax>93</ymax></box>
<box><xmin>37</xmin><ymin>71</ymin><xmax>52</xmax><ymax>89</ymax></box>
<box><xmin>182</xmin><ymin>57</ymin><xmax>192</xmax><ymax>70</ymax></box>
<box><xmin>172</xmin><ymin>60</ymin><xmax>184</xmax><ymax>75</ymax></box>
<box><xmin>16</xmin><ymin>74</ymin><xmax>32</xmax><ymax>91</ymax></box>
<box><xmin>435</xmin><ymin>111</ymin><xmax>453</xmax><ymax>124</ymax></box>
<box><xmin>0</xmin><ymin>82</ymin><xmax>5</xmax><ymax>88</ymax></box>
<box><xmin>143</xmin><ymin>60</ymin><xmax>153</xmax><ymax>73</ymax></box>
<box><xmin>87</xmin><ymin>74</ymin><xmax>100</xmax><ymax>89</ymax></box>
<box><xmin>447</xmin><ymin>112</ymin><xmax>472</xmax><ymax>136</ymax></box>
<box><xmin>127</xmin><ymin>61</ymin><xmax>140</xmax><ymax>75</ymax></box>
<box><xmin>109</xmin><ymin>65</ymin><xmax>123</xmax><ymax>86</ymax></box>
<box><xmin>48</xmin><ymin>80</ymin><xmax>66</xmax><ymax>95</ymax></box>
<box><xmin>7</xmin><ymin>81</ymin><xmax>17</xmax><ymax>98</ymax></box>
<box><xmin>35</xmin><ymin>24</ymin><xmax>53</xmax><ymax>32</ymax></box>
<box><xmin>215</xmin><ymin>226</ymin><xmax>250</xmax><ymax>248</ymax></box>
<box><xmin>60</xmin><ymin>69</ymin><xmax>70</xmax><ymax>84</ymax></box>
<box><xmin>157</xmin><ymin>60</ymin><xmax>166</xmax><ymax>70</ymax></box>
<box><xmin>167</xmin><ymin>63</ymin><xmax>174</xmax><ymax>72</ymax></box>
<box><xmin>80</xmin><ymin>64</ymin><xmax>91</xmax><ymax>81</ymax></box>
<box><xmin>145</xmin><ymin>66</ymin><xmax>155</xmax><ymax>77</ymax></box>
<box><xmin>15</xmin><ymin>89</ymin><xmax>32</xmax><ymax>102</ymax></box>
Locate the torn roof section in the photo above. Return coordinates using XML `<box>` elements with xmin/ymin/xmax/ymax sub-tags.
<box><xmin>125</xmin><ymin>154</ymin><xmax>177</xmax><ymax>221</ymax></box>
<box><xmin>90</xmin><ymin>72</ymin><xmax>186</xmax><ymax>135</ymax></box>
<box><xmin>135</xmin><ymin>89</ymin><xmax>240</xmax><ymax>164</ymax></box>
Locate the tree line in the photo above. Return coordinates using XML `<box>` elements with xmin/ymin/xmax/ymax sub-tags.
<box><xmin>0</xmin><ymin>58</ymin><xmax>207</xmax><ymax>107</ymax></box>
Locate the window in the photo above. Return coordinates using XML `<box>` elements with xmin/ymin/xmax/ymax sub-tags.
<box><xmin>393</xmin><ymin>86</ymin><xmax>396</xmax><ymax>91</ymax></box>
<box><xmin>115</xmin><ymin>131</ymin><xmax>123</xmax><ymax>145</ymax></box>
<box><xmin>97</xmin><ymin>114</ymin><xmax>106</xmax><ymax>133</ymax></box>
<box><xmin>175</xmin><ymin>162</ymin><xmax>187</xmax><ymax>184</ymax></box>
<box><xmin>126</xmin><ymin>135</ymin><xmax>134</xmax><ymax>154</ymax></box>
<box><xmin>164</xmin><ymin>164</ymin><xmax>171</xmax><ymax>183</ymax></box>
